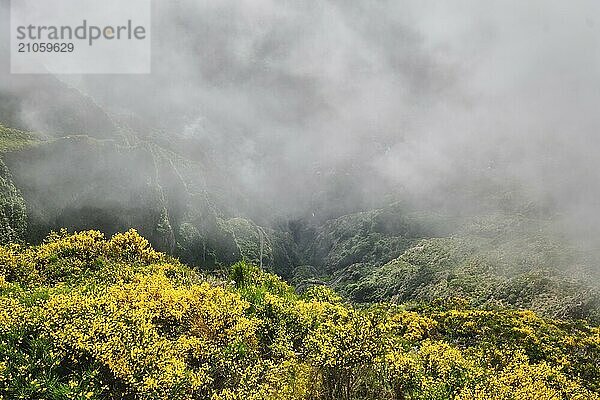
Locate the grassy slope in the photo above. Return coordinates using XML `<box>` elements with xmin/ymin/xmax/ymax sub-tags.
<box><xmin>0</xmin><ymin>230</ymin><xmax>598</xmax><ymax>399</ymax></box>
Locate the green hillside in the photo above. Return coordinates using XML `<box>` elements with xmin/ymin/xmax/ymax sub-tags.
<box><xmin>0</xmin><ymin>230</ymin><xmax>598</xmax><ymax>399</ymax></box>
<box><xmin>289</xmin><ymin>205</ymin><xmax>600</xmax><ymax>322</ymax></box>
<box><xmin>0</xmin><ymin>119</ymin><xmax>599</xmax><ymax>399</ymax></box>
<box><xmin>0</xmin><ymin>125</ymin><xmax>42</xmax><ymax>153</ymax></box>
<box><xmin>0</xmin><ymin>120</ymin><xmax>598</xmax><ymax>323</ymax></box>
<box><xmin>0</xmin><ymin>125</ymin><xmax>30</xmax><ymax>245</ymax></box>
<box><xmin>0</xmin><ymin>122</ymin><xmax>297</xmax><ymax>275</ymax></box>
<box><xmin>2</xmin><ymin>3</ymin><xmax>600</xmax><ymax>398</ymax></box>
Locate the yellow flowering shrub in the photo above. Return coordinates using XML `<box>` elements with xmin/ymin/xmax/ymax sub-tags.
<box><xmin>0</xmin><ymin>230</ymin><xmax>597</xmax><ymax>399</ymax></box>
<box><xmin>0</xmin><ymin>229</ymin><xmax>164</xmax><ymax>287</ymax></box>
<box><xmin>108</xmin><ymin>229</ymin><xmax>162</xmax><ymax>264</ymax></box>
<box><xmin>42</xmin><ymin>271</ymin><xmax>265</xmax><ymax>399</ymax></box>
<box><xmin>457</xmin><ymin>353</ymin><xmax>600</xmax><ymax>400</ymax></box>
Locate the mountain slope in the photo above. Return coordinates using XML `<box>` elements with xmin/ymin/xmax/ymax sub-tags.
<box><xmin>0</xmin><ymin>120</ymin><xmax>298</xmax><ymax>275</ymax></box>
<box><xmin>0</xmin><ymin>119</ymin><xmax>598</xmax><ymax>323</ymax></box>
<box><xmin>294</xmin><ymin>207</ymin><xmax>600</xmax><ymax>322</ymax></box>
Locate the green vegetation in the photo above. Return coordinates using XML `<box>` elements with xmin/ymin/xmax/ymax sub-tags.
<box><xmin>0</xmin><ymin>124</ymin><xmax>297</xmax><ymax>274</ymax></box>
<box><xmin>0</xmin><ymin>230</ymin><xmax>598</xmax><ymax>399</ymax></box>
<box><xmin>296</xmin><ymin>208</ymin><xmax>600</xmax><ymax>322</ymax></box>
<box><xmin>1</xmin><ymin>121</ymin><xmax>599</xmax><ymax>399</ymax></box>
<box><xmin>0</xmin><ymin>159</ymin><xmax>26</xmax><ymax>245</ymax></box>
<box><xmin>0</xmin><ymin>125</ymin><xmax>41</xmax><ymax>153</ymax></box>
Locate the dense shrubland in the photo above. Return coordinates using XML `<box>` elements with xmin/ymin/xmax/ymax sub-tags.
<box><xmin>296</xmin><ymin>208</ymin><xmax>600</xmax><ymax>322</ymax></box>
<box><xmin>2</xmin><ymin>122</ymin><xmax>599</xmax><ymax>326</ymax></box>
<box><xmin>0</xmin><ymin>124</ymin><xmax>42</xmax><ymax>153</ymax></box>
<box><xmin>0</xmin><ymin>230</ymin><xmax>598</xmax><ymax>399</ymax></box>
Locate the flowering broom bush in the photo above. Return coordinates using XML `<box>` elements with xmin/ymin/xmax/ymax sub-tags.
<box><xmin>0</xmin><ymin>230</ymin><xmax>598</xmax><ymax>399</ymax></box>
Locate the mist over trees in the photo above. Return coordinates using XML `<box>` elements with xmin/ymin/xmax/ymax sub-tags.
<box><xmin>0</xmin><ymin>1</ymin><xmax>600</xmax><ymax>398</ymax></box>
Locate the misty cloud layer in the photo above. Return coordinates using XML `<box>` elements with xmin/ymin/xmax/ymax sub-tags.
<box><xmin>1</xmin><ymin>0</ymin><xmax>600</xmax><ymax>242</ymax></box>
